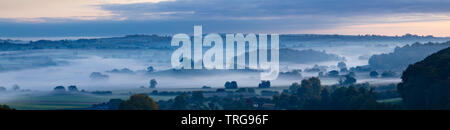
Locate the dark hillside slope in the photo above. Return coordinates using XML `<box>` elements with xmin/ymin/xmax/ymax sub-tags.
<box><xmin>397</xmin><ymin>46</ymin><xmax>450</xmax><ymax>109</ymax></box>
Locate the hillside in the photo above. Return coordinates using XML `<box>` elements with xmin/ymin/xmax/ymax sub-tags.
<box><xmin>368</xmin><ymin>41</ymin><xmax>450</xmax><ymax>70</ymax></box>
<box><xmin>397</xmin><ymin>46</ymin><xmax>450</xmax><ymax>109</ymax></box>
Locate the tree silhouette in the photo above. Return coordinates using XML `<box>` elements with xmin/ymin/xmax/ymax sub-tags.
<box><xmin>298</xmin><ymin>77</ymin><xmax>321</xmax><ymax>100</ymax></box>
<box><xmin>149</xmin><ymin>79</ymin><xmax>158</xmax><ymax>88</ymax></box>
<box><xmin>147</xmin><ymin>66</ymin><xmax>154</xmax><ymax>73</ymax></box>
<box><xmin>327</xmin><ymin>70</ymin><xmax>339</xmax><ymax>77</ymax></box>
<box><xmin>369</xmin><ymin>71</ymin><xmax>379</xmax><ymax>78</ymax></box>
<box><xmin>225</xmin><ymin>81</ymin><xmax>238</xmax><ymax>89</ymax></box>
<box><xmin>339</xmin><ymin>74</ymin><xmax>357</xmax><ymax>85</ymax></box>
<box><xmin>68</xmin><ymin>85</ymin><xmax>78</xmax><ymax>92</ymax></box>
<box><xmin>0</xmin><ymin>104</ymin><xmax>15</xmax><ymax>110</ymax></box>
<box><xmin>0</xmin><ymin>86</ymin><xmax>6</xmax><ymax>92</ymax></box>
<box><xmin>12</xmin><ymin>84</ymin><xmax>20</xmax><ymax>91</ymax></box>
<box><xmin>118</xmin><ymin>94</ymin><xmax>159</xmax><ymax>110</ymax></box>
<box><xmin>258</xmin><ymin>80</ymin><xmax>271</xmax><ymax>88</ymax></box>
<box><xmin>54</xmin><ymin>86</ymin><xmax>65</xmax><ymax>92</ymax></box>
<box><xmin>171</xmin><ymin>94</ymin><xmax>190</xmax><ymax>110</ymax></box>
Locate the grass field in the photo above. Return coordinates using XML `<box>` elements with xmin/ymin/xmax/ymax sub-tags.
<box><xmin>1</xmin><ymin>86</ymin><xmax>291</xmax><ymax>110</ymax></box>
<box><xmin>1</xmin><ymin>91</ymin><xmax>176</xmax><ymax>110</ymax></box>
<box><xmin>377</xmin><ymin>97</ymin><xmax>403</xmax><ymax>105</ymax></box>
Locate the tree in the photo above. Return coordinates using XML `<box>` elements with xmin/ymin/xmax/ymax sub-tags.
<box><xmin>273</xmin><ymin>93</ymin><xmax>299</xmax><ymax>110</ymax></box>
<box><xmin>369</xmin><ymin>71</ymin><xmax>379</xmax><ymax>78</ymax></box>
<box><xmin>330</xmin><ymin>85</ymin><xmax>379</xmax><ymax>110</ymax></box>
<box><xmin>12</xmin><ymin>84</ymin><xmax>20</xmax><ymax>91</ymax></box>
<box><xmin>298</xmin><ymin>77</ymin><xmax>322</xmax><ymax>100</ymax></box>
<box><xmin>118</xmin><ymin>94</ymin><xmax>159</xmax><ymax>110</ymax></box>
<box><xmin>337</xmin><ymin>62</ymin><xmax>347</xmax><ymax>70</ymax></box>
<box><xmin>348</xmin><ymin>72</ymin><xmax>356</xmax><ymax>77</ymax></box>
<box><xmin>339</xmin><ymin>74</ymin><xmax>357</xmax><ymax>85</ymax></box>
<box><xmin>340</xmin><ymin>68</ymin><xmax>348</xmax><ymax>73</ymax></box>
<box><xmin>147</xmin><ymin>66</ymin><xmax>154</xmax><ymax>73</ymax></box>
<box><xmin>54</xmin><ymin>86</ymin><xmax>66</xmax><ymax>92</ymax></box>
<box><xmin>0</xmin><ymin>86</ymin><xmax>6</xmax><ymax>92</ymax></box>
<box><xmin>225</xmin><ymin>81</ymin><xmax>238</xmax><ymax>89</ymax></box>
<box><xmin>258</xmin><ymin>80</ymin><xmax>271</xmax><ymax>88</ymax></box>
<box><xmin>318</xmin><ymin>72</ymin><xmax>325</xmax><ymax>77</ymax></box>
<box><xmin>68</xmin><ymin>85</ymin><xmax>78</xmax><ymax>92</ymax></box>
<box><xmin>327</xmin><ymin>70</ymin><xmax>339</xmax><ymax>77</ymax></box>
<box><xmin>191</xmin><ymin>91</ymin><xmax>204</xmax><ymax>103</ymax></box>
<box><xmin>231</xmin><ymin>81</ymin><xmax>238</xmax><ymax>89</ymax></box>
<box><xmin>289</xmin><ymin>82</ymin><xmax>300</xmax><ymax>93</ymax></box>
<box><xmin>0</xmin><ymin>104</ymin><xmax>15</xmax><ymax>110</ymax></box>
<box><xmin>149</xmin><ymin>79</ymin><xmax>158</xmax><ymax>88</ymax></box>
<box><xmin>225</xmin><ymin>82</ymin><xmax>230</xmax><ymax>89</ymax></box>
<box><xmin>320</xmin><ymin>89</ymin><xmax>331</xmax><ymax>105</ymax></box>
<box><xmin>171</xmin><ymin>94</ymin><xmax>190</xmax><ymax>110</ymax></box>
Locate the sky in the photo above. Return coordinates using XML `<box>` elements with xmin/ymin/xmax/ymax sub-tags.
<box><xmin>1</xmin><ymin>0</ymin><xmax>450</xmax><ymax>37</ymax></box>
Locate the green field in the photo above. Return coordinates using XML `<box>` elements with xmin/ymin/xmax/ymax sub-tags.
<box><xmin>1</xmin><ymin>92</ymin><xmax>175</xmax><ymax>110</ymax></box>
<box><xmin>377</xmin><ymin>98</ymin><xmax>403</xmax><ymax>105</ymax></box>
<box><xmin>1</xmin><ymin>86</ymin><xmax>290</xmax><ymax>110</ymax></box>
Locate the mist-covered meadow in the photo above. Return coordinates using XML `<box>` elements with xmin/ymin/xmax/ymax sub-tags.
<box><xmin>1</xmin><ymin>35</ymin><xmax>448</xmax><ymax>91</ymax></box>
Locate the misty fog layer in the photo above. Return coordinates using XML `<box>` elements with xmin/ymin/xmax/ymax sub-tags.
<box><xmin>0</xmin><ymin>42</ymin><xmax>403</xmax><ymax>91</ymax></box>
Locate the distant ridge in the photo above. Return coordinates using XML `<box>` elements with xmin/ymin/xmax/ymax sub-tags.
<box><xmin>1</xmin><ymin>34</ymin><xmax>450</xmax><ymax>51</ymax></box>
<box><xmin>369</xmin><ymin>41</ymin><xmax>450</xmax><ymax>70</ymax></box>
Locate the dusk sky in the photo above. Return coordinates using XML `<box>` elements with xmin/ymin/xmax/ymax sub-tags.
<box><xmin>1</xmin><ymin>0</ymin><xmax>450</xmax><ymax>37</ymax></box>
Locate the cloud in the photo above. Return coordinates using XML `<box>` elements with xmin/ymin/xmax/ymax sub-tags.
<box><xmin>0</xmin><ymin>0</ymin><xmax>171</xmax><ymax>21</ymax></box>
<box><xmin>101</xmin><ymin>0</ymin><xmax>450</xmax><ymax>21</ymax></box>
<box><xmin>96</xmin><ymin>0</ymin><xmax>450</xmax><ymax>36</ymax></box>
<box><xmin>1</xmin><ymin>0</ymin><xmax>450</xmax><ymax>36</ymax></box>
